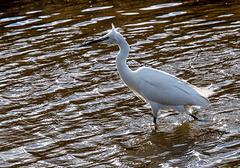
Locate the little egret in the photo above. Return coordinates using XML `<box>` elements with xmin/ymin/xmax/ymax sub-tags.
<box><xmin>80</xmin><ymin>24</ymin><xmax>213</xmax><ymax>125</ymax></box>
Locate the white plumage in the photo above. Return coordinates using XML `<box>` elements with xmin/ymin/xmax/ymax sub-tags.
<box><xmin>80</xmin><ymin>24</ymin><xmax>213</xmax><ymax>124</ymax></box>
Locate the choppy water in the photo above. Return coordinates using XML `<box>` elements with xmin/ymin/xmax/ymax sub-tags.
<box><xmin>0</xmin><ymin>0</ymin><xmax>239</xmax><ymax>167</ymax></box>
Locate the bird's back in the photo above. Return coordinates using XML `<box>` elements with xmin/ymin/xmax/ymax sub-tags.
<box><xmin>134</xmin><ymin>67</ymin><xmax>210</xmax><ymax>106</ymax></box>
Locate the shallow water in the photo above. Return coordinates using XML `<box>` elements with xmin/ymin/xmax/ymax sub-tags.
<box><xmin>0</xmin><ymin>0</ymin><xmax>239</xmax><ymax>167</ymax></box>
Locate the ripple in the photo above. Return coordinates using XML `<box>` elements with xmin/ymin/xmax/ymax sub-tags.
<box><xmin>72</xmin><ymin>20</ymin><xmax>96</xmax><ymax>27</ymax></box>
<box><xmin>125</xmin><ymin>20</ymin><xmax>169</xmax><ymax>27</ymax></box>
<box><xmin>91</xmin><ymin>16</ymin><xmax>115</xmax><ymax>22</ymax></box>
<box><xmin>0</xmin><ymin>146</ymin><xmax>34</xmax><ymax>167</ymax></box>
<box><xmin>140</xmin><ymin>2</ymin><xmax>182</xmax><ymax>10</ymax></box>
<box><xmin>5</xmin><ymin>18</ymin><xmax>42</xmax><ymax>28</ymax></box>
<box><xmin>25</xmin><ymin>10</ymin><xmax>42</xmax><ymax>15</ymax></box>
<box><xmin>0</xmin><ymin>16</ymin><xmax>26</xmax><ymax>24</ymax></box>
<box><xmin>0</xmin><ymin>0</ymin><xmax>239</xmax><ymax>167</ymax></box>
<box><xmin>82</xmin><ymin>5</ymin><xmax>113</xmax><ymax>12</ymax></box>
<box><xmin>183</xmin><ymin>20</ymin><xmax>226</xmax><ymax>28</ymax></box>
<box><xmin>121</xmin><ymin>12</ymin><xmax>139</xmax><ymax>16</ymax></box>
<box><xmin>30</xmin><ymin>19</ymin><xmax>72</xmax><ymax>29</ymax></box>
<box><xmin>156</xmin><ymin>11</ymin><xmax>187</xmax><ymax>18</ymax></box>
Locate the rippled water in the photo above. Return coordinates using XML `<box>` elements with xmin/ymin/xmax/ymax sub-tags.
<box><xmin>0</xmin><ymin>0</ymin><xmax>240</xmax><ymax>167</ymax></box>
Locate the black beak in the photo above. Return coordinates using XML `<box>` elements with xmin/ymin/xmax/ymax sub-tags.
<box><xmin>79</xmin><ymin>37</ymin><xmax>109</xmax><ymax>47</ymax></box>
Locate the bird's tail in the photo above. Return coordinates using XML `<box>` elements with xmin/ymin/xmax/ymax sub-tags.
<box><xmin>184</xmin><ymin>85</ymin><xmax>215</xmax><ymax>116</ymax></box>
<box><xmin>190</xmin><ymin>84</ymin><xmax>215</xmax><ymax>98</ymax></box>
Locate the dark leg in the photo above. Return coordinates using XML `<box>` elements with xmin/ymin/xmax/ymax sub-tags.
<box><xmin>189</xmin><ymin>114</ymin><xmax>206</xmax><ymax>122</ymax></box>
<box><xmin>153</xmin><ymin>116</ymin><xmax>157</xmax><ymax>124</ymax></box>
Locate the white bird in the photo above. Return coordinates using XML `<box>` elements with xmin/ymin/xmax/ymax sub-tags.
<box><xmin>80</xmin><ymin>24</ymin><xmax>213</xmax><ymax>125</ymax></box>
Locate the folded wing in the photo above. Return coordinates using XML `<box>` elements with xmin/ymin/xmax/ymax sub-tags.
<box><xmin>136</xmin><ymin>67</ymin><xmax>210</xmax><ymax>106</ymax></box>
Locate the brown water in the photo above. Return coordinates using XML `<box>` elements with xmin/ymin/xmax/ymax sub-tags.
<box><xmin>0</xmin><ymin>0</ymin><xmax>240</xmax><ymax>167</ymax></box>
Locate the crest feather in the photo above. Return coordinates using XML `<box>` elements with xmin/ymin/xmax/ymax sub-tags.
<box><xmin>111</xmin><ymin>23</ymin><xmax>115</xmax><ymax>30</ymax></box>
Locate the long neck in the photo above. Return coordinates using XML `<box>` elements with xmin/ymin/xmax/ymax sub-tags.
<box><xmin>115</xmin><ymin>37</ymin><xmax>138</xmax><ymax>92</ymax></box>
<box><xmin>116</xmin><ymin>38</ymin><xmax>132</xmax><ymax>80</ymax></box>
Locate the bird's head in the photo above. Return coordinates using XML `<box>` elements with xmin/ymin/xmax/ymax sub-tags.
<box><xmin>80</xmin><ymin>24</ymin><xmax>122</xmax><ymax>47</ymax></box>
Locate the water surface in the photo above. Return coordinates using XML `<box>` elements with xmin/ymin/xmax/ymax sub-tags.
<box><xmin>0</xmin><ymin>0</ymin><xmax>239</xmax><ymax>167</ymax></box>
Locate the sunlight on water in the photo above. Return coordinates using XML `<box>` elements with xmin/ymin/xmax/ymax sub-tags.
<box><xmin>0</xmin><ymin>0</ymin><xmax>239</xmax><ymax>167</ymax></box>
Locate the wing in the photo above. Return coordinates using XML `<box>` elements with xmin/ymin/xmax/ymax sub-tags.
<box><xmin>135</xmin><ymin>67</ymin><xmax>210</xmax><ymax>106</ymax></box>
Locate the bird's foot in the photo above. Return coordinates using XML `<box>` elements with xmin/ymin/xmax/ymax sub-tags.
<box><xmin>189</xmin><ymin>114</ymin><xmax>207</xmax><ymax>122</ymax></box>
